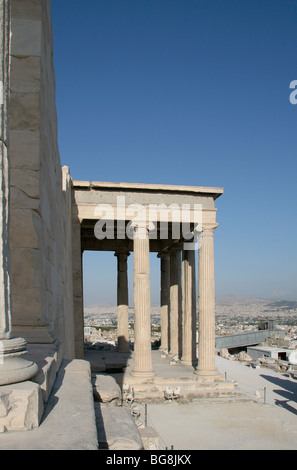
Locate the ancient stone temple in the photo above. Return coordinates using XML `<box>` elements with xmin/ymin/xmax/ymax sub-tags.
<box><xmin>0</xmin><ymin>0</ymin><xmax>234</xmax><ymax>436</ymax></box>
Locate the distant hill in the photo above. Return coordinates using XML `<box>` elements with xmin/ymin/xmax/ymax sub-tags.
<box><xmin>266</xmin><ymin>300</ymin><xmax>297</xmax><ymax>309</ymax></box>
<box><xmin>215</xmin><ymin>295</ymin><xmax>270</xmax><ymax>305</ymax></box>
<box><xmin>85</xmin><ymin>296</ymin><xmax>297</xmax><ymax>310</ymax></box>
<box><xmin>84</xmin><ymin>303</ymin><xmax>116</xmax><ymax>314</ymax></box>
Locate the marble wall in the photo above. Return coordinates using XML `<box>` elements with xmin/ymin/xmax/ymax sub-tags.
<box><xmin>9</xmin><ymin>0</ymin><xmax>75</xmax><ymax>360</ymax></box>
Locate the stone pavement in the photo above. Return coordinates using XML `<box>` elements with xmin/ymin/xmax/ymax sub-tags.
<box><xmin>145</xmin><ymin>399</ymin><xmax>297</xmax><ymax>450</ymax></box>
<box><xmin>216</xmin><ymin>354</ymin><xmax>297</xmax><ymax>411</ymax></box>
<box><xmin>143</xmin><ymin>355</ymin><xmax>297</xmax><ymax>450</ymax></box>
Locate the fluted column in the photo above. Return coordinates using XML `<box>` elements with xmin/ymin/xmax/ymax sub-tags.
<box><xmin>194</xmin><ymin>226</ymin><xmax>220</xmax><ymax>378</ymax></box>
<box><xmin>131</xmin><ymin>224</ymin><xmax>154</xmax><ymax>377</ymax></box>
<box><xmin>191</xmin><ymin>249</ymin><xmax>198</xmax><ymax>366</ymax></box>
<box><xmin>115</xmin><ymin>250</ymin><xmax>130</xmax><ymax>352</ymax></box>
<box><xmin>0</xmin><ymin>0</ymin><xmax>38</xmax><ymax>384</ymax></box>
<box><xmin>169</xmin><ymin>247</ymin><xmax>182</xmax><ymax>357</ymax></box>
<box><xmin>158</xmin><ymin>251</ymin><xmax>170</xmax><ymax>351</ymax></box>
<box><xmin>181</xmin><ymin>248</ymin><xmax>197</xmax><ymax>366</ymax></box>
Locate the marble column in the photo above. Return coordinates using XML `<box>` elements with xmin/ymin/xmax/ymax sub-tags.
<box><xmin>0</xmin><ymin>0</ymin><xmax>38</xmax><ymax>385</ymax></box>
<box><xmin>158</xmin><ymin>251</ymin><xmax>170</xmax><ymax>351</ymax></box>
<box><xmin>194</xmin><ymin>226</ymin><xmax>220</xmax><ymax>379</ymax></box>
<box><xmin>191</xmin><ymin>249</ymin><xmax>198</xmax><ymax>366</ymax></box>
<box><xmin>131</xmin><ymin>223</ymin><xmax>154</xmax><ymax>377</ymax></box>
<box><xmin>181</xmin><ymin>248</ymin><xmax>197</xmax><ymax>366</ymax></box>
<box><xmin>169</xmin><ymin>247</ymin><xmax>182</xmax><ymax>357</ymax></box>
<box><xmin>115</xmin><ymin>250</ymin><xmax>130</xmax><ymax>353</ymax></box>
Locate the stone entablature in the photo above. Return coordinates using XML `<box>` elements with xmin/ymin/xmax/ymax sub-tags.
<box><xmin>73</xmin><ymin>181</ymin><xmax>222</xmax><ymax>221</ymax></box>
<box><xmin>73</xmin><ymin>180</ymin><xmax>222</xmax><ymax>252</ymax></box>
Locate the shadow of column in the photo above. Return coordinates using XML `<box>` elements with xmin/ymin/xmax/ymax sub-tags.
<box><xmin>87</xmin><ymin>337</ymin><xmax>132</xmax><ymax>449</ymax></box>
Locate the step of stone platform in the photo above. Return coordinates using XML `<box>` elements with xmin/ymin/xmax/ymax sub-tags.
<box><xmin>128</xmin><ymin>386</ymin><xmax>243</xmax><ymax>403</ymax></box>
<box><xmin>110</xmin><ymin>373</ymin><xmax>243</xmax><ymax>403</ymax></box>
<box><xmin>95</xmin><ymin>403</ymin><xmax>144</xmax><ymax>450</ymax></box>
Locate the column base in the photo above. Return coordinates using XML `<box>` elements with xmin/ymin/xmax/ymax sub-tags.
<box><xmin>0</xmin><ymin>355</ymin><xmax>39</xmax><ymax>386</ymax></box>
<box><xmin>130</xmin><ymin>368</ymin><xmax>155</xmax><ymax>378</ymax></box>
<box><xmin>0</xmin><ymin>337</ymin><xmax>39</xmax><ymax>386</ymax></box>
<box><xmin>168</xmin><ymin>350</ymin><xmax>179</xmax><ymax>358</ymax></box>
<box><xmin>180</xmin><ymin>357</ymin><xmax>193</xmax><ymax>366</ymax></box>
<box><xmin>193</xmin><ymin>368</ymin><xmax>224</xmax><ymax>382</ymax></box>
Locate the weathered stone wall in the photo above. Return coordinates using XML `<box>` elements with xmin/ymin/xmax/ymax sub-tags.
<box><xmin>8</xmin><ymin>0</ymin><xmax>75</xmax><ymax>359</ymax></box>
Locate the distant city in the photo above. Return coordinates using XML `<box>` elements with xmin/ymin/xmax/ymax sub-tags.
<box><xmin>84</xmin><ymin>295</ymin><xmax>297</xmax><ymax>343</ymax></box>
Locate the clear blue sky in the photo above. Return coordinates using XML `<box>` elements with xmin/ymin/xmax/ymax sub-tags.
<box><xmin>51</xmin><ymin>0</ymin><xmax>297</xmax><ymax>305</ymax></box>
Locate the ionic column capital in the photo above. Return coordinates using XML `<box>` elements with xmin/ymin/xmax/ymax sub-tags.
<box><xmin>157</xmin><ymin>249</ymin><xmax>170</xmax><ymax>259</ymax></box>
<box><xmin>201</xmin><ymin>223</ymin><xmax>218</xmax><ymax>235</ymax></box>
<box><xmin>114</xmin><ymin>250</ymin><xmax>130</xmax><ymax>260</ymax></box>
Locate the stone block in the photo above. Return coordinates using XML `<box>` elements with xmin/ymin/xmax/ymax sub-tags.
<box><xmin>11</xmin><ymin>284</ymin><xmax>43</xmax><ymax>324</ymax></box>
<box><xmin>10</xmin><ymin>187</ymin><xmax>40</xmax><ymax>211</ymax></box>
<box><xmin>11</xmin><ymin>0</ymin><xmax>42</xmax><ymax>20</ymax></box>
<box><xmin>10</xmin><ymin>168</ymin><xmax>40</xmax><ymax>200</ymax></box>
<box><xmin>12</xmin><ymin>324</ymin><xmax>54</xmax><ymax>346</ymax></box>
<box><xmin>10</xmin><ymin>208</ymin><xmax>41</xmax><ymax>248</ymax></box>
<box><xmin>10</xmin><ymin>56</ymin><xmax>41</xmax><ymax>93</ymax></box>
<box><xmin>9</xmin><ymin>92</ymin><xmax>40</xmax><ymax>131</ymax></box>
<box><xmin>92</xmin><ymin>374</ymin><xmax>122</xmax><ymax>405</ymax></box>
<box><xmin>139</xmin><ymin>427</ymin><xmax>165</xmax><ymax>450</ymax></box>
<box><xmin>11</xmin><ymin>18</ymin><xmax>41</xmax><ymax>57</ymax></box>
<box><xmin>0</xmin><ymin>381</ymin><xmax>43</xmax><ymax>433</ymax></box>
<box><xmin>11</xmin><ymin>247</ymin><xmax>42</xmax><ymax>289</ymax></box>
<box><xmin>96</xmin><ymin>404</ymin><xmax>143</xmax><ymax>450</ymax></box>
<box><xmin>38</xmin><ymin>359</ymin><xmax>98</xmax><ymax>449</ymax></box>
<box><xmin>9</xmin><ymin>130</ymin><xmax>40</xmax><ymax>170</ymax></box>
